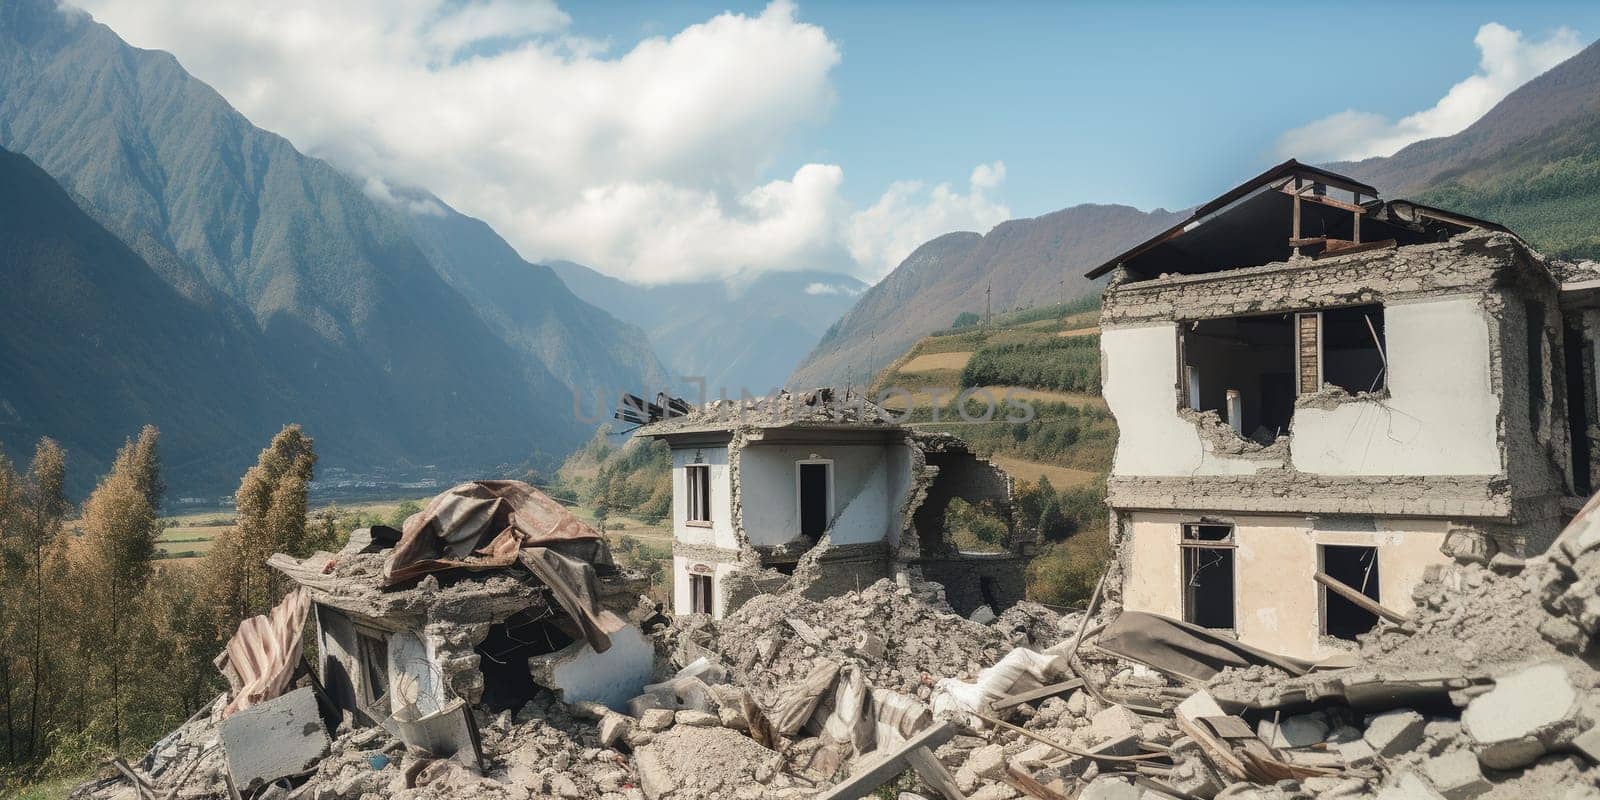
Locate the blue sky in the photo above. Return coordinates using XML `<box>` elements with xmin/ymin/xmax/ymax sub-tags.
<box><xmin>571</xmin><ymin>0</ymin><xmax>1600</xmax><ymax>216</ymax></box>
<box><xmin>83</xmin><ymin>0</ymin><xmax>1599</xmax><ymax>284</ymax></box>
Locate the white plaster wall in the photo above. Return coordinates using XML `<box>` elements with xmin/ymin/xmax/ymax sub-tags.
<box><xmin>670</xmin><ymin>446</ymin><xmax>737</xmax><ymax>550</ymax></box>
<box><xmin>533</xmin><ymin>625</ymin><xmax>655</xmax><ymax>711</ymax></box>
<box><xmin>1103</xmin><ymin>324</ymin><xmax>1280</xmax><ymax>476</ymax></box>
<box><xmin>1122</xmin><ymin>512</ymin><xmax>1450</xmax><ymax>660</ymax></box>
<box><xmin>738</xmin><ymin>443</ymin><xmax>896</xmax><ymax>547</ymax></box>
<box><xmin>1292</xmin><ymin>297</ymin><xmax>1501</xmax><ymax>475</ymax></box>
<box><xmin>884</xmin><ymin>444</ymin><xmax>915</xmax><ymax>550</ymax></box>
<box><xmin>387</xmin><ymin>630</ymin><xmax>445</xmax><ymax>716</ymax></box>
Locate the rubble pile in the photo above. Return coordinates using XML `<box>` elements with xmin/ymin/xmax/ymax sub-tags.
<box><xmin>73</xmin><ymin>488</ymin><xmax>1600</xmax><ymax>800</ymax></box>
<box><xmin>702</xmin><ymin>579</ymin><xmax>1013</xmax><ymax>703</ymax></box>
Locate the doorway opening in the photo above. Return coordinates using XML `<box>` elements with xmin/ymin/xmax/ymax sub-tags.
<box><xmin>1181</xmin><ymin>523</ymin><xmax>1236</xmax><ymax>630</ymax></box>
<box><xmin>798</xmin><ymin>461</ymin><xmax>832</xmax><ymax>541</ymax></box>
<box><xmin>1321</xmin><ymin>544</ymin><xmax>1380</xmax><ymax>640</ymax></box>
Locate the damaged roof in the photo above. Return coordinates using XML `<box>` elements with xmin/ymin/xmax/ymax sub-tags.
<box><xmin>635</xmin><ymin>387</ymin><xmax>900</xmax><ymax>438</ymax></box>
<box><xmin>1085</xmin><ymin>158</ymin><xmax>1513</xmax><ymax>280</ymax></box>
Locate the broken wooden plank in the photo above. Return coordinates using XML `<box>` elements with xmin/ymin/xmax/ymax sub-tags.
<box><xmin>992</xmin><ymin>678</ymin><xmax>1084</xmax><ymax>711</ymax></box>
<box><xmin>904</xmin><ymin>745</ymin><xmax>966</xmax><ymax>800</ymax></box>
<box><xmin>1314</xmin><ymin>572</ymin><xmax>1406</xmax><ymax>623</ymax></box>
<box><xmin>1001</xmin><ymin>763</ymin><xmax>1071</xmax><ymax>800</ymax></box>
<box><xmin>812</xmin><ymin>721</ymin><xmax>960</xmax><ymax>800</ymax></box>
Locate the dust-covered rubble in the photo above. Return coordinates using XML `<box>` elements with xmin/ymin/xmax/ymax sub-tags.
<box><xmin>73</xmin><ymin>494</ymin><xmax>1600</xmax><ymax>800</ymax></box>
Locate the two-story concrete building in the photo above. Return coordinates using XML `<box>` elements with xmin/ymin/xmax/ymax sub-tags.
<box><xmin>1090</xmin><ymin>160</ymin><xmax>1591</xmax><ymax>659</ymax></box>
<box><xmin>636</xmin><ymin>388</ymin><xmax>1037</xmax><ymax>619</ymax></box>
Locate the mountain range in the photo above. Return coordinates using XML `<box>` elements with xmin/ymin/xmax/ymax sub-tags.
<box><xmin>549</xmin><ymin>263</ymin><xmax>865</xmax><ymax>395</ymax></box>
<box><xmin>1335</xmin><ymin>38</ymin><xmax>1600</xmax><ymax>261</ymax></box>
<box><xmin>788</xmin><ymin>204</ymin><xmax>1182</xmax><ymax>388</ymax></box>
<box><xmin>0</xmin><ymin>0</ymin><xmax>667</xmax><ymax>494</ymax></box>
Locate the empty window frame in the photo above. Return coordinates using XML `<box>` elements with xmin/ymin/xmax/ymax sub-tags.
<box><xmin>797</xmin><ymin>460</ymin><xmax>833</xmax><ymax>540</ymax></box>
<box><xmin>685</xmin><ymin>464</ymin><xmax>711</xmax><ymax>525</ymax></box>
<box><xmin>1180</xmin><ymin>315</ymin><xmax>1295</xmax><ymax>441</ymax></box>
<box><xmin>354</xmin><ymin>630</ymin><xmax>390</xmax><ymax>708</ymax></box>
<box><xmin>1302</xmin><ymin>305</ymin><xmax>1387</xmax><ymax>395</ymax></box>
<box><xmin>1320</xmin><ymin>544</ymin><xmax>1380</xmax><ymax>640</ymax></box>
<box><xmin>689</xmin><ymin>573</ymin><xmax>714</xmax><ymax>615</ymax></box>
<box><xmin>1181</xmin><ymin>523</ymin><xmax>1236</xmax><ymax>630</ymax></box>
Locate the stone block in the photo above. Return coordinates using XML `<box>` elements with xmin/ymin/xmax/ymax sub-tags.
<box><xmin>1258</xmin><ymin>712</ymin><xmax>1329</xmax><ymax>748</ymax></box>
<box><xmin>218</xmin><ymin>687</ymin><xmax>331</xmax><ymax>791</ymax></box>
<box><xmin>1091</xmin><ymin>705</ymin><xmax>1143</xmax><ymax>740</ymax></box>
<box><xmin>599</xmin><ymin>713</ymin><xmax>633</xmax><ymax>748</ymax></box>
<box><xmin>1175</xmin><ymin>690</ymin><xmax>1224</xmax><ymax>723</ymax></box>
<box><xmin>639</xmin><ymin>708</ymin><xmax>675</xmax><ymax>731</ymax></box>
<box><xmin>675</xmin><ymin>709</ymin><xmax>719</xmax><ymax>727</ymax></box>
<box><xmin>1337</xmin><ymin>739</ymin><xmax>1378</xmax><ymax>768</ymax></box>
<box><xmin>1421</xmin><ymin>749</ymin><xmax>1489</xmax><ymax>799</ymax></box>
<box><xmin>964</xmin><ymin>743</ymin><xmax>1006</xmax><ymax>780</ymax></box>
<box><xmin>1364</xmin><ymin>710</ymin><xmax>1426</xmax><ymax>757</ymax></box>
<box><xmin>1575</xmin><ymin>726</ymin><xmax>1600</xmax><ymax>764</ymax></box>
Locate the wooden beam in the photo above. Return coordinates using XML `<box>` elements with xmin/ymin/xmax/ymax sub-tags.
<box><xmin>1277</xmin><ymin>187</ymin><xmax>1367</xmax><ymax>214</ymax></box>
<box><xmin>1002</xmin><ymin>763</ymin><xmax>1072</xmax><ymax>800</ymax></box>
<box><xmin>1314</xmin><ymin>572</ymin><xmax>1407</xmax><ymax>623</ymax></box>
<box><xmin>812</xmin><ymin>721</ymin><xmax>960</xmax><ymax>800</ymax></box>
<box><xmin>992</xmin><ymin>678</ymin><xmax>1085</xmax><ymax>711</ymax></box>
<box><xmin>904</xmin><ymin>745</ymin><xmax>966</xmax><ymax>800</ymax></box>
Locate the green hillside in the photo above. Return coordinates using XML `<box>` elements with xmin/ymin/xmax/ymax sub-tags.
<box><xmin>1416</xmin><ymin>113</ymin><xmax>1600</xmax><ymax>261</ymax></box>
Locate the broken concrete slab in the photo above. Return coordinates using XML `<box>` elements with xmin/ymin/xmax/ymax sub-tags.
<box><xmin>1364</xmin><ymin>709</ymin><xmax>1427</xmax><ymax>757</ymax></box>
<box><xmin>1091</xmin><ymin>705</ymin><xmax>1144</xmax><ymax>740</ymax></box>
<box><xmin>218</xmin><ymin>687</ymin><xmax>331</xmax><ymax>791</ymax></box>
<box><xmin>1421</xmin><ymin>749</ymin><xmax>1490</xmax><ymax>799</ymax></box>
<box><xmin>1461</xmin><ymin>662</ymin><xmax>1581</xmax><ymax>769</ymax></box>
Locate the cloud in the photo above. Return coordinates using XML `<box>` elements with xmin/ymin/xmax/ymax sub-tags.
<box><xmin>804</xmin><ymin>281</ymin><xmax>862</xmax><ymax>296</ymax></box>
<box><xmin>1277</xmin><ymin>23</ymin><xmax>1582</xmax><ymax>162</ymax></box>
<box><xmin>846</xmin><ymin>161</ymin><xmax>1011</xmax><ymax>278</ymax></box>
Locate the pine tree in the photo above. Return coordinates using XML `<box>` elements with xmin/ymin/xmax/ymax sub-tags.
<box><xmin>204</xmin><ymin>425</ymin><xmax>317</xmax><ymax>629</ymax></box>
<box><xmin>19</xmin><ymin>440</ymin><xmax>65</xmax><ymax>763</ymax></box>
<box><xmin>75</xmin><ymin>433</ymin><xmax>162</xmax><ymax>749</ymax></box>
<box><xmin>0</xmin><ymin>452</ymin><xmax>19</xmax><ymax>765</ymax></box>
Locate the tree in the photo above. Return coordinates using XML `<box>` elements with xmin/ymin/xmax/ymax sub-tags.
<box><xmin>74</xmin><ymin>431</ymin><xmax>163</xmax><ymax>748</ymax></box>
<box><xmin>204</xmin><ymin>425</ymin><xmax>317</xmax><ymax>628</ymax></box>
<box><xmin>18</xmin><ymin>440</ymin><xmax>65</xmax><ymax>764</ymax></box>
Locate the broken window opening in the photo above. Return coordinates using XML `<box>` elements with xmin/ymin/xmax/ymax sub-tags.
<box><xmin>1526</xmin><ymin>300</ymin><xmax>1547</xmax><ymax>434</ymax></box>
<box><xmin>689</xmin><ymin>573</ymin><xmax>714</xmax><ymax>614</ymax></box>
<box><xmin>798</xmin><ymin>460</ymin><xmax>832</xmax><ymax>541</ymax></box>
<box><xmin>475</xmin><ymin>608</ymin><xmax>576</xmax><ymax>713</ymax></box>
<box><xmin>355</xmin><ymin>630</ymin><xmax>390</xmax><ymax>709</ymax></box>
<box><xmin>1316</xmin><ymin>305</ymin><xmax>1387</xmax><ymax>394</ymax></box>
<box><xmin>1181</xmin><ymin>314</ymin><xmax>1295</xmax><ymax>442</ymax></box>
<box><xmin>1564</xmin><ymin>320</ymin><xmax>1593</xmax><ymax>495</ymax></box>
<box><xmin>685</xmin><ymin>464</ymin><xmax>711</xmax><ymax>525</ymax></box>
<box><xmin>1181</xmin><ymin>523</ymin><xmax>1235</xmax><ymax>630</ymax></box>
<box><xmin>1320</xmin><ymin>545</ymin><xmax>1380</xmax><ymax>640</ymax></box>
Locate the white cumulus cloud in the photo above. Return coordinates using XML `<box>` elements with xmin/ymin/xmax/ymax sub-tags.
<box><xmin>846</xmin><ymin>161</ymin><xmax>1011</xmax><ymax>279</ymax></box>
<box><xmin>72</xmin><ymin>0</ymin><xmax>1012</xmax><ymax>285</ymax></box>
<box><xmin>1277</xmin><ymin>23</ymin><xmax>1582</xmax><ymax>162</ymax></box>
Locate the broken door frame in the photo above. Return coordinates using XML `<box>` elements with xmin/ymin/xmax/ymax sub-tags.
<box><xmin>794</xmin><ymin>457</ymin><xmax>835</xmax><ymax>540</ymax></box>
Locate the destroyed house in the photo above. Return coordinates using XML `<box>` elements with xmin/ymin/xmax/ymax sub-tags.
<box><xmin>1089</xmin><ymin>159</ymin><xmax>1595</xmax><ymax>659</ymax></box>
<box><xmin>636</xmin><ymin>388</ymin><xmax>1038</xmax><ymax>619</ymax></box>
<box><xmin>270</xmin><ymin>481</ymin><xmax>655</xmax><ymax>723</ymax></box>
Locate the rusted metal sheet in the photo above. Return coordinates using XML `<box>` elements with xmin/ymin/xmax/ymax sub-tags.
<box><xmin>218</xmin><ymin>588</ymin><xmax>311</xmax><ymax>717</ymax></box>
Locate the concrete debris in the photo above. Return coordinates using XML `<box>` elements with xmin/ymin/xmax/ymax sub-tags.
<box><xmin>70</xmin><ymin>487</ymin><xmax>1600</xmax><ymax>800</ymax></box>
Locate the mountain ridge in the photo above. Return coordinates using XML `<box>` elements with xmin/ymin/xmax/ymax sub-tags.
<box><xmin>0</xmin><ymin>0</ymin><xmax>669</xmax><ymax>493</ymax></box>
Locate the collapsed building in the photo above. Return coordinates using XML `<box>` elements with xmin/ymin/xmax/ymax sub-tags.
<box><xmin>633</xmin><ymin>388</ymin><xmax>1037</xmax><ymax>619</ymax></box>
<box><xmin>1088</xmin><ymin>158</ymin><xmax>1598</xmax><ymax>659</ymax></box>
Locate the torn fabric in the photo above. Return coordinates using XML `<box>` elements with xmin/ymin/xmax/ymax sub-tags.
<box><xmin>217</xmin><ymin>587</ymin><xmax>311</xmax><ymax>717</ymax></box>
